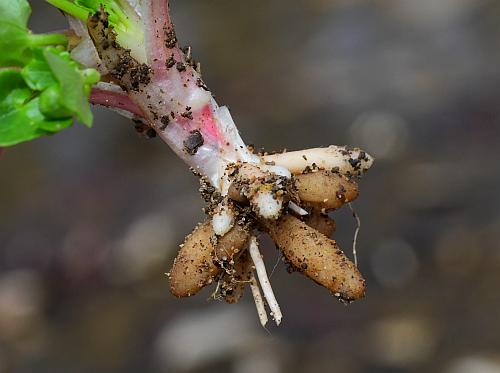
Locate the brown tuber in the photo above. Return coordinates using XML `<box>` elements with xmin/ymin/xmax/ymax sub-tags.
<box><xmin>294</xmin><ymin>170</ymin><xmax>358</xmax><ymax>210</ymax></box>
<box><xmin>304</xmin><ymin>209</ymin><xmax>336</xmax><ymax>238</ymax></box>
<box><xmin>265</xmin><ymin>214</ymin><xmax>365</xmax><ymax>302</ymax></box>
<box><xmin>220</xmin><ymin>250</ymin><xmax>253</xmax><ymax>304</ymax></box>
<box><xmin>169</xmin><ymin>221</ymin><xmax>250</xmax><ymax>297</ymax></box>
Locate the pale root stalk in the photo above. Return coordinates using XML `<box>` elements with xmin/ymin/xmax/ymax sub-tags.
<box><xmin>249</xmin><ymin>273</ymin><xmax>268</xmax><ymax>327</ymax></box>
<box><xmin>248</xmin><ymin>236</ymin><xmax>282</xmax><ymax>325</ymax></box>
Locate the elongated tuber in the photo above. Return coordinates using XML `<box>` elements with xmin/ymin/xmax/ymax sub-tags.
<box><xmin>304</xmin><ymin>209</ymin><xmax>336</xmax><ymax>238</ymax></box>
<box><xmin>169</xmin><ymin>221</ymin><xmax>250</xmax><ymax>297</ymax></box>
<box><xmin>294</xmin><ymin>170</ymin><xmax>358</xmax><ymax>210</ymax></box>
<box><xmin>220</xmin><ymin>249</ymin><xmax>253</xmax><ymax>304</ymax></box>
<box><xmin>265</xmin><ymin>214</ymin><xmax>365</xmax><ymax>302</ymax></box>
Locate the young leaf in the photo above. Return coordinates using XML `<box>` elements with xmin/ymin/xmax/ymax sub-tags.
<box><xmin>21</xmin><ymin>49</ymin><xmax>58</xmax><ymax>91</ymax></box>
<box><xmin>0</xmin><ymin>70</ymin><xmax>72</xmax><ymax>146</ymax></box>
<box><xmin>0</xmin><ymin>19</ymin><xmax>31</xmax><ymax>67</ymax></box>
<box><xmin>0</xmin><ymin>0</ymin><xmax>31</xmax><ymax>26</ymax></box>
<box><xmin>44</xmin><ymin>48</ymin><xmax>100</xmax><ymax>127</ymax></box>
<box><xmin>0</xmin><ymin>0</ymin><xmax>101</xmax><ymax>146</ymax></box>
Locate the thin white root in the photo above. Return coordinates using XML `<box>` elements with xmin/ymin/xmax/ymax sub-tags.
<box><xmin>288</xmin><ymin>201</ymin><xmax>308</xmax><ymax>216</ymax></box>
<box><xmin>248</xmin><ymin>236</ymin><xmax>283</xmax><ymax>326</ymax></box>
<box><xmin>348</xmin><ymin>202</ymin><xmax>361</xmax><ymax>267</ymax></box>
<box><xmin>262</xmin><ymin>145</ymin><xmax>374</xmax><ymax>176</ymax></box>
<box><xmin>249</xmin><ymin>273</ymin><xmax>268</xmax><ymax>327</ymax></box>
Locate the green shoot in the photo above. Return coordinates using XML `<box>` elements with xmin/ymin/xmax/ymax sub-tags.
<box><xmin>0</xmin><ymin>0</ymin><xmax>100</xmax><ymax>146</ymax></box>
<box><xmin>46</xmin><ymin>0</ymin><xmax>146</xmax><ymax>62</ymax></box>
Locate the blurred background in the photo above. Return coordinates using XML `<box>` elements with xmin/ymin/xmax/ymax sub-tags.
<box><xmin>1</xmin><ymin>0</ymin><xmax>500</xmax><ymax>372</ymax></box>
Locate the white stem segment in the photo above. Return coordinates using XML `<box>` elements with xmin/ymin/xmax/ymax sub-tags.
<box><xmin>249</xmin><ymin>273</ymin><xmax>268</xmax><ymax>327</ymax></box>
<box><xmin>248</xmin><ymin>236</ymin><xmax>282</xmax><ymax>326</ymax></box>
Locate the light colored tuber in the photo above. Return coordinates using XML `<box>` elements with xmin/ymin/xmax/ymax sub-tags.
<box><xmin>294</xmin><ymin>170</ymin><xmax>359</xmax><ymax>210</ymax></box>
<box><xmin>220</xmin><ymin>249</ymin><xmax>253</xmax><ymax>304</ymax></box>
<box><xmin>304</xmin><ymin>210</ymin><xmax>336</xmax><ymax>238</ymax></box>
<box><xmin>265</xmin><ymin>214</ymin><xmax>365</xmax><ymax>302</ymax></box>
<box><xmin>169</xmin><ymin>221</ymin><xmax>249</xmax><ymax>297</ymax></box>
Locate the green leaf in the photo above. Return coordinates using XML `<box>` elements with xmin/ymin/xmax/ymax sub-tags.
<box><xmin>0</xmin><ymin>97</ymin><xmax>72</xmax><ymax>146</ymax></box>
<box><xmin>0</xmin><ymin>0</ymin><xmax>32</xmax><ymax>66</ymax></box>
<box><xmin>43</xmin><ymin>48</ymin><xmax>99</xmax><ymax>127</ymax></box>
<box><xmin>0</xmin><ymin>1</ymin><xmax>68</xmax><ymax>67</ymax></box>
<box><xmin>21</xmin><ymin>49</ymin><xmax>57</xmax><ymax>90</ymax></box>
<box><xmin>0</xmin><ymin>21</ymin><xmax>31</xmax><ymax>66</ymax></box>
<box><xmin>0</xmin><ymin>0</ymin><xmax>101</xmax><ymax>147</ymax></box>
<box><xmin>37</xmin><ymin>116</ymin><xmax>73</xmax><ymax>133</ymax></box>
<box><xmin>0</xmin><ymin>0</ymin><xmax>31</xmax><ymax>28</ymax></box>
<box><xmin>0</xmin><ymin>69</ymin><xmax>27</xmax><ymax>101</ymax></box>
<box><xmin>39</xmin><ymin>85</ymin><xmax>75</xmax><ymax>119</ymax></box>
<box><xmin>0</xmin><ymin>70</ymin><xmax>72</xmax><ymax>146</ymax></box>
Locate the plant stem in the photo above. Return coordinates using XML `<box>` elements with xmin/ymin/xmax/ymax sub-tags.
<box><xmin>45</xmin><ymin>0</ymin><xmax>90</xmax><ymax>21</ymax></box>
<box><xmin>30</xmin><ymin>33</ymin><xmax>68</xmax><ymax>47</ymax></box>
<box><xmin>90</xmin><ymin>86</ymin><xmax>144</xmax><ymax>117</ymax></box>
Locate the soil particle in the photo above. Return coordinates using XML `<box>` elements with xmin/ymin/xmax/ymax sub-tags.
<box><xmin>160</xmin><ymin>115</ymin><xmax>170</xmax><ymax>130</ymax></box>
<box><xmin>349</xmin><ymin>157</ymin><xmax>361</xmax><ymax>169</ymax></box>
<box><xmin>133</xmin><ymin>119</ymin><xmax>148</xmax><ymax>134</ymax></box>
<box><xmin>145</xmin><ymin>128</ymin><xmax>157</xmax><ymax>138</ymax></box>
<box><xmin>184</xmin><ymin>130</ymin><xmax>204</xmax><ymax>155</ymax></box>
<box><xmin>196</xmin><ymin>78</ymin><xmax>209</xmax><ymax>91</ymax></box>
<box><xmin>164</xmin><ymin>26</ymin><xmax>177</xmax><ymax>48</ymax></box>
<box><xmin>181</xmin><ymin>107</ymin><xmax>193</xmax><ymax>120</ymax></box>
<box><xmin>166</xmin><ymin>54</ymin><xmax>176</xmax><ymax>69</ymax></box>
<box><xmin>129</xmin><ymin>63</ymin><xmax>152</xmax><ymax>90</ymax></box>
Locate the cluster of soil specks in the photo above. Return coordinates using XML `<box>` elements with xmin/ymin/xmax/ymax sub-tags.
<box><xmin>87</xmin><ymin>8</ymin><xmax>151</xmax><ymax>93</ymax></box>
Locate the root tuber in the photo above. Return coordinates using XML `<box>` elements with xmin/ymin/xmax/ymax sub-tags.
<box><xmin>169</xmin><ymin>221</ymin><xmax>250</xmax><ymax>297</ymax></box>
<box><xmin>265</xmin><ymin>214</ymin><xmax>365</xmax><ymax>302</ymax></box>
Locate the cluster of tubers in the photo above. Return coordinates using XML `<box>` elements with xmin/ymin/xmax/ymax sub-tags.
<box><xmin>168</xmin><ymin>146</ymin><xmax>373</xmax><ymax>326</ymax></box>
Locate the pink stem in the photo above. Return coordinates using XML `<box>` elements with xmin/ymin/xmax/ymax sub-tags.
<box><xmin>90</xmin><ymin>88</ymin><xmax>145</xmax><ymax>118</ymax></box>
<box><xmin>142</xmin><ymin>0</ymin><xmax>183</xmax><ymax>81</ymax></box>
<box><xmin>138</xmin><ymin>0</ymin><xmax>225</xmax><ymax>145</ymax></box>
